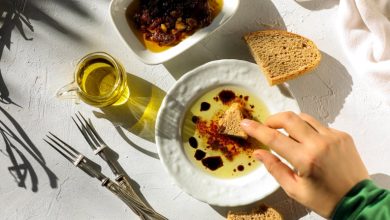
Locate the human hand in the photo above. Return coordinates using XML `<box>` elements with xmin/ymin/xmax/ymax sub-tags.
<box><xmin>240</xmin><ymin>112</ymin><xmax>369</xmax><ymax>218</ymax></box>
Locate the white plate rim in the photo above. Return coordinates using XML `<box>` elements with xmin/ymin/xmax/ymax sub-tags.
<box><xmin>155</xmin><ymin>59</ymin><xmax>300</xmax><ymax>206</ymax></box>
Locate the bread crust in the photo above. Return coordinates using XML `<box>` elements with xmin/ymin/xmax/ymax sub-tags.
<box><xmin>244</xmin><ymin>30</ymin><xmax>321</xmax><ymax>85</ymax></box>
<box><xmin>227</xmin><ymin>204</ymin><xmax>283</xmax><ymax>220</ymax></box>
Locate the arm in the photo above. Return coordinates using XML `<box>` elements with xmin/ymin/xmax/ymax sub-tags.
<box><xmin>240</xmin><ymin>112</ymin><xmax>370</xmax><ymax>218</ymax></box>
<box><xmin>332</xmin><ymin>179</ymin><xmax>390</xmax><ymax>220</ymax></box>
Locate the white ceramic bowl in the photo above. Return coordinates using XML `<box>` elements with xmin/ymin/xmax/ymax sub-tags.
<box><xmin>155</xmin><ymin>59</ymin><xmax>300</xmax><ymax>206</ymax></box>
<box><xmin>109</xmin><ymin>0</ymin><xmax>240</xmax><ymax>65</ymax></box>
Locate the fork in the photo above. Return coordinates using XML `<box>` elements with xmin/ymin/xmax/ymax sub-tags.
<box><xmin>71</xmin><ymin>112</ymin><xmax>136</xmax><ymax>194</ymax></box>
<box><xmin>44</xmin><ymin>132</ymin><xmax>167</xmax><ymax>220</ymax></box>
<box><xmin>71</xmin><ymin>112</ymin><xmax>167</xmax><ymax>219</ymax></box>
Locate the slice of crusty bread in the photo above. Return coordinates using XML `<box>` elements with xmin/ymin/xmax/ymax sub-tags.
<box><xmin>218</xmin><ymin>103</ymin><xmax>248</xmax><ymax>139</ymax></box>
<box><xmin>227</xmin><ymin>205</ymin><xmax>283</xmax><ymax>220</ymax></box>
<box><xmin>244</xmin><ymin>30</ymin><xmax>321</xmax><ymax>85</ymax></box>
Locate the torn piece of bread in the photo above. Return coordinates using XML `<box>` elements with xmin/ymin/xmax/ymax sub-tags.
<box><xmin>218</xmin><ymin>103</ymin><xmax>248</xmax><ymax>139</ymax></box>
<box><xmin>227</xmin><ymin>205</ymin><xmax>283</xmax><ymax>220</ymax></box>
<box><xmin>244</xmin><ymin>30</ymin><xmax>321</xmax><ymax>86</ymax></box>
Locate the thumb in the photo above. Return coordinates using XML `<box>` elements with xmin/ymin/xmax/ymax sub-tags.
<box><xmin>253</xmin><ymin>149</ymin><xmax>297</xmax><ymax>191</ymax></box>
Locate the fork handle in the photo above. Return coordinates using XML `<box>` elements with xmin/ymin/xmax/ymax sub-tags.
<box><xmin>116</xmin><ymin>175</ymin><xmax>138</xmax><ymax>197</ymax></box>
<box><xmin>102</xmin><ymin>178</ymin><xmax>167</xmax><ymax>220</ymax></box>
<box><xmin>102</xmin><ymin>178</ymin><xmax>148</xmax><ymax>219</ymax></box>
<box><xmin>116</xmin><ymin>175</ymin><xmax>168</xmax><ymax>220</ymax></box>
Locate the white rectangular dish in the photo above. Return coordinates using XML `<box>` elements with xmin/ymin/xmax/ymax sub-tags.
<box><xmin>109</xmin><ymin>0</ymin><xmax>240</xmax><ymax>65</ymax></box>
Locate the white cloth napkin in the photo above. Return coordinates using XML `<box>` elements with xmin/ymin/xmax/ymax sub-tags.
<box><xmin>339</xmin><ymin>0</ymin><xmax>390</xmax><ymax>105</ymax></box>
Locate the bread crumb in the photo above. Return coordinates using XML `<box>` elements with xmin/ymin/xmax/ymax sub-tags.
<box><xmin>227</xmin><ymin>204</ymin><xmax>283</xmax><ymax>220</ymax></box>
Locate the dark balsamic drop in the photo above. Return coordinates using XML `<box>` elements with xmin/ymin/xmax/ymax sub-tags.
<box><xmin>248</xmin><ymin>162</ymin><xmax>252</xmax><ymax>166</ymax></box>
<box><xmin>189</xmin><ymin>137</ymin><xmax>198</xmax><ymax>149</ymax></box>
<box><xmin>200</xmin><ymin>102</ymin><xmax>211</xmax><ymax>111</ymax></box>
<box><xmin>194</xmin><ymin>149</ymin><xmax>206</xmax><ymax>160</ymax></box>
<box><xmin>192</xmin><ymin>116</ymin><xmax>199</xmax><ymax>123</ymax></box>
<box><xmin>202</xmin><ymin>156</ymin><xmax>223</xmax><ymax>171</ymax></box>
<box><xmin>237</xmin><ymin>165</ymin><xmax>244</xmax><ymax>171</ymax></box>
<box><xmin>218</xmin><ymin>90</ymin><xmax>236</xmax><ymax>104</ymax></box>
<box><xmin>244</xmin><ymin>96</ymin><xmax>249</xmax><ymax>101</ymax></box>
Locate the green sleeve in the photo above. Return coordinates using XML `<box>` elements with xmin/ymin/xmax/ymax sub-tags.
<box><xmin>332</xmin><ymin>179</ymin><xmax>390</xmax><ymax>220</ymax></box>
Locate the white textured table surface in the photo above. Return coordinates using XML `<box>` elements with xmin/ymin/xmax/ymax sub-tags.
<box><xmin>1</xmin><ymin>0</ymin><xmax>390</xmax><ymax>219</ymax></box>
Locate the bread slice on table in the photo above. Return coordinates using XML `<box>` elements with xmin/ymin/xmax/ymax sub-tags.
<box><xmin>244</xmin><ymin>30</ymin><xmax>321</xmax><ymax>86</ymax></box>
<box><xmin>218</xmin><ymin>103</ymin><xmax>248</xmax><ymax>139</ymax></box>
<box><xmin>227</xmin><ymin>205</ymin><xmax>283</xmax><ymax>220</ymax></box>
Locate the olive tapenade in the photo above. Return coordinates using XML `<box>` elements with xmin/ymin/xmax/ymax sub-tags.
<box><xmin>132</xmin><ymin>0</ymin><xmax>220</xmax><ymax>47</ymax></box>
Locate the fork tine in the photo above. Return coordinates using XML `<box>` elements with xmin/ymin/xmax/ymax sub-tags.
<box><xmin>74</xmin><ymin>113</ymin><xmax>100</xmax><ymax>148</ymax></box>
<box><xmin>77</xmin><ymin>112</ymin><xmax>105</xmax><ymax>144</ymax></box>
<box><xmin>44</xmin><ymin>139</ymin><xmax>75</xmax><ymax>163</ymax></box>
<box><xmin>48</xmin><ymin>132</ymin><xmax>80</xmax><ymax>156</ymax></box>
<box><xmin>72</xmin><ymin>116</ymin><xmax>97</xmax><ymax>150</ymax></box>
<box><xmin>46</xmin><ymin>135</ymin><xmax>77</xmax><ymax>159</ymax></box>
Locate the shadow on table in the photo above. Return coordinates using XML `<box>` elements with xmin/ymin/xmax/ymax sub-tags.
<box><xmin>93</xmin><ymin>73</ymin><xmax>165</xmax><ymax>158</ymax></box>
<box><xmin>0</xmin><ymin>70</ymin><xmax>22</xmax><ymax>107</ymax></box>
<box><xmin>285</xmin><ymin>51</ymin><xmax>352</xmax><ymax>124</ymax></box>
<box><xmin>371</xmin><ymin>173</ymin><xmax>390</xmax><ymax>190</ymax></box>
<box><xmin>0</xmin><ymin>0</ymin><xmax>91</xmax><ymax>111</ymax></box>
<box><xmin>164</xmin><ymin>0</ymin><xmax>286</xmax><ymax>80</ymax></box>
<box><xmin>115</xmin><ymin>126</ymin><xmax>160</xmax><ymax>160</ymax></box>
<box><xmin>211</xmin><ymin>187</ymin><xmax>308</xmax><ymax>219</ymax></box>
<box><xmin>49</xmin><ymin>0</ymin><xmax>91</xmax><ymax>19</ymax></box>
<box><xmin>295</xmin><ymin>0</ymin><xmax>339</xmax><ymax>11</ymax></box>
<box><xmin>0</xmin><ymin>0</ymin><xmax>91</xmax><ymax>193</ymax></box>
<box><xmin>0</xmin><ymin>105</ymin><xmax>58</xmax><ymax>192</ymax></box>
<box><xmin>0</xmin><ymin>0</ymin><xmax>33</xmax><ymax>60</ymax></box>
<box><xmin>0</xmin><ymin>0</ymin><xmax>90</xmax><ymax>61</ymax></box>
<box><xmin>23</xmin><ymin>0</ymin><xmax>89</xmax><ymax>44</ymax></box>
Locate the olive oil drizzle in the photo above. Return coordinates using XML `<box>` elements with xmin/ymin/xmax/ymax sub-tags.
<box><xmin>182</xmin><ymin>86</ymin><xmax>270</xmax><ymax>179</ymax></box>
